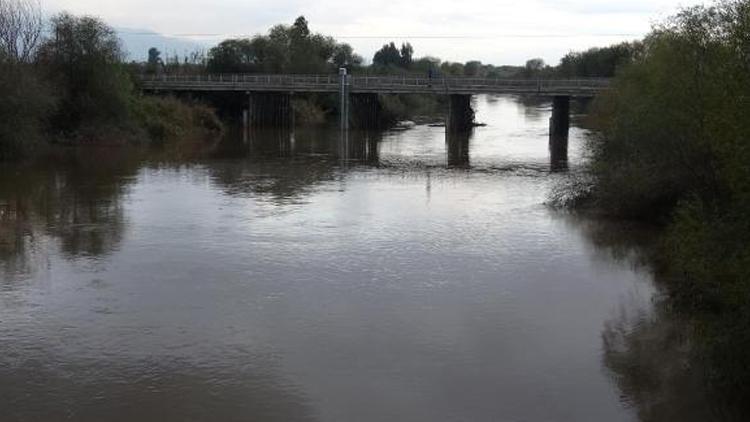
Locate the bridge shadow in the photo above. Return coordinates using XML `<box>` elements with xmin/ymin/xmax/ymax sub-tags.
<box><xmin>338</xmin><ymin>130</ymin><xmax>381</xmax><ymax>165</ymax></box>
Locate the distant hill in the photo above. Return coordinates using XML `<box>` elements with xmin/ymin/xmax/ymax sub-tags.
<box><xmin>116</xmin><ymin>28</ymin><xmax>212</xmax><ymax>62</ymax></box>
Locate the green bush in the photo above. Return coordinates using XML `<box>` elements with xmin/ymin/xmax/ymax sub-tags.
<box><xmin>0</xmin><ymin>64</ymin><xmax>55</xmax><ymax>161</ymax></box>
<box><xmin>292</xmin><ymin>98</ymin><xmax>327</xmax><ymax>125</ymax></box>
<box><xmin>132</xmin><ymin>96</ymin><xmax>223</xmax><ymax>145</ymax></box>
<box><xmin>569</xmin><ymin>0</ymin><xmax>750</xmax><ymax>411</ymax></box>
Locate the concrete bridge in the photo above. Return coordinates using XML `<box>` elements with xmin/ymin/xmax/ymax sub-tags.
<box><xmin>139</xmin><ymin>72</ymin><xmax>610</xmax><ymax>160</ymax></box>
<box><xmin>139</xmin><ymin>73</ymin><xmax>608</xmax><ymax>97</ymax></box>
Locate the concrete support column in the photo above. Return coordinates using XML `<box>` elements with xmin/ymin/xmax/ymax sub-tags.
<box><xmin>447</xmin><ymin>94</ymin><xmax>475</xmax><ymax>133</ymax></box>
<box><xmin>549</xmin><ymin>95</ymin><xmax>570</xmax><ymax>167</ymax></box>
<box><xmin>446</xmin><ymin>130</ymin><xmax>472</xmax><ymax>167</ymax></box>
<box><xmin>242</xmin><ymin>109</ymin><xmax>249</xmax><ymax>144</ymax></box>
<box><xmin>248</xmin><ymin>92</ymin><xmax>293</xmax><ymax>129</ymax></box>
<box><xmin>349</xmin><ymin>93</ymin><xmax>382</xmax><ymax>130</ymax></box>
<box><xmin>339</xmin><ymin>68</ymin><xmax>350</xmax><ymax>132</ymax></box>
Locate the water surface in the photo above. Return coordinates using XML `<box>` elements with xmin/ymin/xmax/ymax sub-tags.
<box><xmin>0</xmin><ymin>96</ymin><xmax>692</xmax><ymax>421</ymax></box>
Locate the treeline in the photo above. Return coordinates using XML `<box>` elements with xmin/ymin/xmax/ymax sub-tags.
<box><xmin>143</xmin><ymin>15</ymin><xmax>639</xmax><ymax>79</ymax></box>
<box><xmin>0</xmin><ymin>0</ymin><xmax>222</xmax><ymax>162</ymax></box>
<box><xmin>557</xmin><ymin>42</ymin><xmax>643</xmax><ymax>78</ymax></box>
<box><xmin>367</xmin><ymin>41</ymin><xmax>641</xmax><ymax>78</ymax></box>
<box><xmin>136</xmin><ymin>16</ymin><xmax>641</xmax><ymax>125</ymax></box>
<box><xmin>561</xmin><ymin>0</ymin><xmax>750</xmax><ymax>414</ymax></box>
<box><xmin>367</xmin><ymin>42</ymin><xmax>538</xmax><ymax>78</ymax></box>
<box><xmin>204</xmin><ymin>17</ymin><xmax>362</xmax><ymax>74</ymax></box>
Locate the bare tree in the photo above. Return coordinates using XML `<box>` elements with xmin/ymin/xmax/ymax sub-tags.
<box><xmin>0</xmin><ymin>0</ymin><xmax>43</xmax><ymax>63</ymax></box>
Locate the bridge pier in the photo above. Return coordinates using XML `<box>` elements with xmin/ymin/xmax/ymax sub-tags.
<box><xmin>549</xmin><ymin>95</ymin><xmax>570</xmax><ymax>166</ymax></box>
<box><xmin>446</xmin><ymin>129</ymin><xmax>472</xmax><ymax>167</ymax></box>
<box><xmin>447</xmin><ymin>95</ymin><xmax>475</xmax><ymax>133</ymax></box>
<box><xmin>248</xmin><ymin>92</ymin><xmax>293</xmax><ymax>129</ymax></box>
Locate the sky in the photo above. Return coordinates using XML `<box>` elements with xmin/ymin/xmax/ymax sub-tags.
<box><xmin>42</xmin><ymin>0</ymin><xmax>705</xmax><ymax>65</ymax></box>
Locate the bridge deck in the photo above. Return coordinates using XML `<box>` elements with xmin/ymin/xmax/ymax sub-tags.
<box><xmin>139</xmin><ymin>74</ymin><xmax>609</xmax><ymax>97</ymax></box>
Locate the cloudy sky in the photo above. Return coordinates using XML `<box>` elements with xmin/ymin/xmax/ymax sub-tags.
<box><xmin>42</xmin><ymin>0</ymin><xmax>703</xmax><ymax>65</ymax></box>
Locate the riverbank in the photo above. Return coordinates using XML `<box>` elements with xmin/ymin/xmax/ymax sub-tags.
<box><xmin>555</xmin><ymin>1</ymin><xmax>750</xmax><ymax>416</ymax></box>
<box><xmin>0</xmin><ymin>13</ymin><xmax>223</xmax><ymax>163</ymax></box>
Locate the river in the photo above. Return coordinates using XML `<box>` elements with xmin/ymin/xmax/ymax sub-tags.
<box><xmin>0</xmin><ymin>95</ymin><xmax>707</xmax><ymax>421</ymax></box>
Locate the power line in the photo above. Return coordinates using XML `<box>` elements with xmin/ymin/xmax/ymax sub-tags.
<box><xmin>111</xmin><ymin>30</ymin><xmax>641</xmax><ymax>39</ymax></box>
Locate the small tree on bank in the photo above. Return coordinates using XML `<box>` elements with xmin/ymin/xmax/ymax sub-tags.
<box><xmin>37</xmin><ymin>13</ymin><xmax>133</xmax><ymax>133</ymax></box>
<box><xmin>0</xmin><ymin>0</ymin><xmax>42</xmax><ymax>63</ymax></box>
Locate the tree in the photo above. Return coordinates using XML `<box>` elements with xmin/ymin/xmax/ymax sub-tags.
<box><xmin>400</xmin><ymin>43</ymin><xmax>413</xmax><ymax>68</ymax></box>
<box><xmin>525</xmin><ymin>58</ymin><xmax>545</xmax><ymax>72</ymax></box>
<box><xmin>207</xmin><ymin>38</ymin><xmax>259</xmax><ymax>73</ymax></box>
<box><xmin>0</xmin><ymin>59</ymin><xmax>53</xmax><ymax>159</ymax></box>
<box><xmin>440</xmin><ymin>61</ymin><xmax>465</xmax><ymax>76</ymax></box>
<box><xmin>373</xmin><ymin>42</ymin><xmax>404</xmax><ymax>69</ymax></box>
<box><xmin>0</xmin><ymin>0</ymin><xmax>42</xmax><ymax>63</ymax></box>
<box><xmin>265</xmin><ymin>24</ymin><xmax>291</xmax><ymax>72</ymax></box>
<box><xmin>146</xmin><ymin>47</ymin><xmax>162</xmax><ymax>73</ymax></box>
<box><xmin>207</xmin><ymin>17</ymin><xmax>363</xmax><ymax>74</ymax></box>
<box><xmin>291</xmin><ymin>16</ymin><xmax>310</xmax><ymax>39</ymax></box>
<box><xmin>37</xmin><ymin>13</ymin><xmax>133</xmax><ymax>132</ymax></box>
<box><xmin>575</xmin><ymin>2</ymin><xmax>750</xmax><ymax>412</ymax></box>
<box><xmin>332</xmin><ymin>43</ymin><xmax>362</xmax><ymax>69</ymax></box>
<box><xmin>557</xmin><ymin>42</ymin><xmax>642</xmax><ymax>77</ymax></box>
<box><xmin>411</xmin><ymin>56</ymin><xmax>440</xmax><ymax>75</ymax></box>
<box><xmin>464</xmin><ymin>60</ymin><xmax>483</xmax><ymax>77</ymax></box>
<box><xmin>147</xmin><ymin>47</ymin><xmax>161</xmax><ymax>65</ymax></box>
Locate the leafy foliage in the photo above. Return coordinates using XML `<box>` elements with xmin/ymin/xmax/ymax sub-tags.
<box><xmin>0</xmin><ymin>62</ymin><xmax>54</xmax><ymax>159</ymax></box>
<box><xmin>207</xmin><ymin>16</ymin><xmax>362</xmax><ymax>74</ymax></box>
<box><xmin>37</xmin><ymin>13</ymin><xmax>134</xmax><ymax>133</ymax></box>
<box><xmin>576</xmin><ymin>0</ymin><xmax>750</xmax><ymax>411</ymax></box>
<box><xmin>0</xmin><ymin>6</ymin><xmax>223</xmax><ymax>160</ymax></box>
<box><xmin>558</xmin><ymin>42</ymin><xmax>643</xmax><ymax>77</ymax></box>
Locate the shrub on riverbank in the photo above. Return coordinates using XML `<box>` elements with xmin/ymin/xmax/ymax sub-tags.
<box><xmin>379</xmin><ymin>94</ymin><xmax>446</xmax><ymax>124</ymax></box>
<box><xmin>0</xmin><ymin>7</ymin><xmax>223</xmax><ymax>162</ymax></box>
<box><xmin>565</xmin><ymin>0</ymin><xmax>750</xmax><ymax>412</ymax></box>
<box><xmin>134</xmin><ymin>96</ymin><xmax>223</xmax><ymax>145</ymax></box>
<box><xmin>292</xmin><ymin>97</ymin><xmax>328</xmax><ymax>125</ymax></box>
<box><xmin>0</xmin><ymin>63</ymin><xmax>55</xmax><ymax>160</ymax></box>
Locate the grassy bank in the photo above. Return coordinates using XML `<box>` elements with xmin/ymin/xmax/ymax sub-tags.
<box><xmin>557</xmin><ymin>0</ymin><xmax>750</xmax><ymax>414</ymax></box>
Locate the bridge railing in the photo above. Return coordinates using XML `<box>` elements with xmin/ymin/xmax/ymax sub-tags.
<box><xmin>138</xmin><ymin>74</ymin><xmax>610</xmax><ymax>91</ymax></box>
<box><xmin>346</xmin><ymin>76</ymin><xmax>609</xmax><ymax>90</ymax></box>
<box><xmin>140</xmin><ymin>73</ymin><xmax>341</xmax><ymax>85</ymax></box>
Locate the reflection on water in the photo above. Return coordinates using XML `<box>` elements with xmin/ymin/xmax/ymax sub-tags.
<box><xmin>601</xmin><ymin>300</ymin><xmax>715</xmax><ymax>422</ymax></box>
<box><xmin>0</xmin><ymin>149</ymin><xmax>139</xmax><ymax>279</ymax></box>
<box><xmin>0</xmin><ymin>95</ymin><xmax>714</xmax><ymax>421</ymax></box>
<box><xmin>343</xmin><ymin>130</ymin><xmax>381</xmax><ymax>164</ymax></box>
<box><xmin>567</xmin><ymin>217</ymin><xmax>737</xmax><ymax>421</ymax></box>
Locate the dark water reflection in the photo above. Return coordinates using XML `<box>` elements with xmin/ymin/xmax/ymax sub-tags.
<box><xmin>0</xmin><ymin>95</ymin><xmax>713</xmax><ymax>421</ymax></box>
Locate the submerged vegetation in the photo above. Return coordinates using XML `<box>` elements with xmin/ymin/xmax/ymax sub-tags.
<box><xmin>0</xmin><ymin>0</ymin><xmax>222</xmax><ymax>162</ymax></box>
<box><xmin>559</xmin><ymin>0</ymin><xmax>750</xmax><ymax>415</ymax></box>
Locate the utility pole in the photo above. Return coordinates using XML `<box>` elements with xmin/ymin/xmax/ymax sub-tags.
<box><xmin>339</xmin><ymin>67</ymin><xmax>349</xmax><ymax>132</ymax></box>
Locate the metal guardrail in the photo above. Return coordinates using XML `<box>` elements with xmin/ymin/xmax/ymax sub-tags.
<box><xmin>138</xmin><ymin>74</ymin><xmax>610</xmax><ymax>95</ymax></box>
